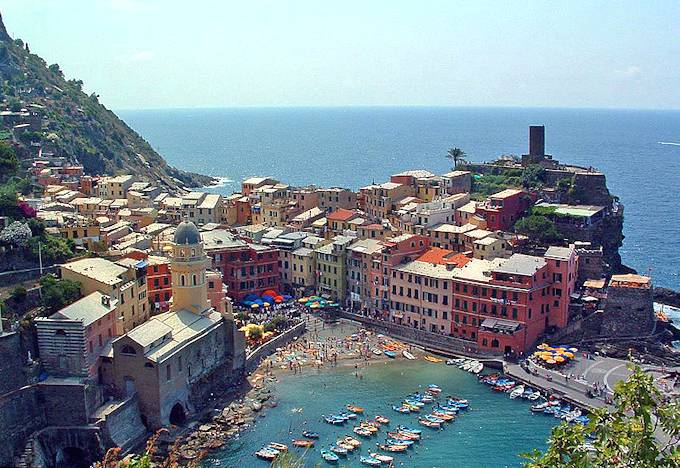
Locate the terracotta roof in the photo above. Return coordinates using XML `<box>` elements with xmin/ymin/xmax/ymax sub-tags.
<box><xmin>416</xmin><ymin>247</ymin><xmax>471</xmax><ymax>267</ymax></box>
<box><xmin>327</xmin><ymin>208</ymin><xmax>356</xmax><ymax>221</ymax></box>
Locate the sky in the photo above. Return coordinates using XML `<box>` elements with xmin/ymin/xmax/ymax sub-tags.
<box><xmin>1</xmin><ymin>0</ymin><xmax>679</xmax><ymax>110</ymax></box>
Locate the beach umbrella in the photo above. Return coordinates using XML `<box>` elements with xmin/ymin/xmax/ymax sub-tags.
<box><xmin>283</xmin><ymin>295</ymin><xmax>293</xmax><ymax>301</ymax></box>
<box><xmin>546</xmin><ymin>359</ymin><xmax>556</xmax><ymax>364</ymax></box>
<box><xmin>274</xmin><ymin>297</ymin><xmax>283</xmax><ymax>303</ymax></box>
<box><xmin>244</xmin><ymin>293</ymin><xmax>259</xmax><ymax>302</ymax></box>
<box><xmin>310</xmin><ymin>304</ymin><xmax>320</xmax><ymax>309</ymax></box>
<box><xmin>538</xmin><ymin>343</ymin><xmax>549</xmax><ymax>350</ymax></box>
<box><xmin>555</xmin><ymin>356</ymin><xmax>565</xmax><ymax>363</ymax></box>
<box><xmin>569</xmin><ymin>347</ymin><xmax>578</xmax><ymax>352</ymax></box>
<box><xmin>563</xmin><ymin>352</ymin><xmax>574</xmax><ymax>358</ymax></box>
<box><xmin>251</xmin><ymin>303</ymin><xmax>259</xmax><ymax>309</ymax></box>
<box><xmin>298</xmin><ymin>297</ymin><xmax>309</xmax><ymax>303</ymax></box>
<box><xmin>263</xmin><ymin>302</ymin><xmax>270</xmax><ymax>307</ymax></box>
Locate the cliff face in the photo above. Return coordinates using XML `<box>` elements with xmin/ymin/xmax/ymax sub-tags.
<box><xmin>0</xmin><ymin>13</ymin><xmax>214</xmax><ymax>190</ymax></box>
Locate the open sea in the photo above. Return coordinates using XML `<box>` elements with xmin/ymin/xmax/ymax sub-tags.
<box><xmin>119</xmin><ymin>107</ymin><xmax>680</xmax><ymax>289</ymax></box>
<box><xmin>203</xmin><ymin>360</ymin><xmax>557</xmax><ymax>468</ymax></box>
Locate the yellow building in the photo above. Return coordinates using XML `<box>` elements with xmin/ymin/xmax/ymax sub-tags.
<box><xmin>315</xmin><ymin>235</ymin><xmax>353</xmax><ymax>302</ymax></box>
<box><xmin>291</xmin><ymin>247</ymin><xmax>316</xmax><ymax>294</ymax></box>
<box><xmin>98</xmin><ymin>175</ymin><xmax>135</xmax><ymax>200</ymax></box>
<box><xmin>60</xmin><ymin>257</ymin><xmax>149</xmax><ymax>335</ymax></box>
<box><xmin>170</xmin><ymin>220</ymin><xmax>210</xmax><ymax>314</ymax></box>
<box><xmin>57</xmin><ymin>223</ymin><xmax>101</xmax><ymax>249</ymax></box>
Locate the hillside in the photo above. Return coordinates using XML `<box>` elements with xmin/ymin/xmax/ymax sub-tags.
<box><xmin>0</xmin><ymin>13</ymin><xmax>214</xmax><ymax>190</ymax></box>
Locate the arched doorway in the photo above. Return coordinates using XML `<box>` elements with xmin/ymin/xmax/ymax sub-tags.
<box><xmin>55</xmin><ymin>447</ymin><xmax>90</xmax><ymax>468</ymax></box>
<box><xmin>169</xmin><ymin>402</ymin><xmax>187</xmax><ymax>426</ymax></box>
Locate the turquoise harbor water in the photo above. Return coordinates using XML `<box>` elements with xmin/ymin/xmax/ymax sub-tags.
<box><xmin>119</xmin><ymin>107</ymin><xmax>680</xmax><ymax>289</ymax></box>
<box><xmin>204</xmin><ymin>361</ymin><xmax>557</xmax><ymax>468</ymax></box>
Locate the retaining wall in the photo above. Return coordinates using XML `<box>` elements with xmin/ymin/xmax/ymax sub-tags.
<box><xmin>245</xmin><ymin>321</ymin><xmax>307</xmax><ymax>372</ymax></box>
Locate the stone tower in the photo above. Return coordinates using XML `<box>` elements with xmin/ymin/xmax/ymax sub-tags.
<box><xmin>171</xmin><ymin>220</ymin><xmax>210</xmax><ymax>314</ymax></box>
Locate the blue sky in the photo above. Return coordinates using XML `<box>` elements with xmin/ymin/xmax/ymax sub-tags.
<box><xmin>1</xmin><ymin>0</ymin><xmax>679</xmax><ymax>110</ymax></box>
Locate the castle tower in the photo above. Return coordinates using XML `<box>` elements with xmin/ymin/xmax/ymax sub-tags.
<box><xmin>170</xmin><ymin>220</ymin><xmax>210</xmax><ymax>314</ymax></box>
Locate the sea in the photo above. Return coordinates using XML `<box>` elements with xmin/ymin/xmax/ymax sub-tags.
<box><xmin>119</xmin><ymin>107</ymin><xmax>680</xmax><ymax>289</ymax></box>
<box><xmin>202</xmin><ymin>360</ymin><xmax>557</xmax><ymax>468</ymax></box>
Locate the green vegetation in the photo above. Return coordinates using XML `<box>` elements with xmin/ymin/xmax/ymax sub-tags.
<box><xmin>0</xmin><ymin>18</ymin><xmax>212</xmax><ymax>189</ymax></box>
<box><xmin>10</xmin><ymin>286</ymin><xmax>27</xmax><ymax>301</ymax></box>
<box><xmin>523</xmin><ymin>365</ymin><xmax>679</xmax><ymax>467</ymax></box>
<box><xmin>0</xmin><ymin>141</ymin><xmax>18</xmax><ymax>178</ymax></box>
<box><xmin>28</xmin><ymin>232</ymin><xmax>75</xmax><ymax>262</ymax></box>
<box><xmin>264</xmin><ymin>315</ymin><xmax>287</xmax><ymax>333</ymax></box>
<box><xmin>446</xmin><ymin>147</ymin><xmax>467</xmax><ymax>169</ymax></box>
<box><xmin>39</xmin><ymin>274</ymin><xmax>81</xmax><ymax>313</ymax></box>
<box><xmin>514</xmin><ymin>214</ymin><xmax>562</xmax><ymax>244</ymax></box>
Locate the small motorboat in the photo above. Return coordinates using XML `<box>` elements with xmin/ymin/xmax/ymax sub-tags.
<box><xmin>329</xmin><ymin>445</ymin><xmax>348</xmax><ymax>456</ymax></box>
<box><xmin>323</xmin><ymin>415</ymin><xmax>345</xmax><ymax>425</ymax></box>
<box><xmin>387</xmin><ymin>431</ymin><xmax>419</xmax><ymax>441</ymax></box>
<box><xmin>255</xmin><ymin>447</ymin><xmax>279</xmax><ymax>461</ymax></box>
<box><xmin>342</xmin><ymin>436</ymin><xmax>362</xmax><ymax>447</ymax></box>
<box><xmin>369</xmin><ymin>452</ymin><xmax>394</xmax><ymax>464</ymax></box>
<box><xmin>528</xmin><ymin>391</ymin><xmax>542</xmax><ymax>401</ymax></box>
<box><xmin>402</xmin><ymin>350</ymin><xmax>416</xmax><ymax>360</ymax></box>
<box><xmin>372</xmin><ymin>348</ymin><xmax>383</xmax><ymax>356</ymax></box>
<box><xmin>383</xmin><ymin>350</ymin><xmax>397</xmax><ymax>358</ymax></box>
<box><xmin>347</xmin><ymin>404</ymin><xmax>365</xmax><ymax>413</ymax></box>
<box><xmin>386</xmin><ymin>438</ymin><xmax>413</xmax><ymax>446</ymax></box>
<box><xmin>436</xmin><ymin>405</ymin><xmax>458</xmax><ymax>414</ymax></box>
<box><xmin>418</xmin><ymin>418</ymin><xmax>441</xmax><ymax>428</ymax></box>
<box><xmin>446</xmin><ymin>359</ymin><xmax>457</xmax><ymax>365</ymax></box>
<box><xmin>392</xmin><ymin>405</ymin><xmax>410</xmax><ymax>413</ymax></box>
<box><xmin>360</xmin><ymin>455</ymin><xmax>382</xmax><ymax>466</ymax></box>
<box><xmin>404</xmin><ymin>398</ymin><xmax>425</xmax><ymax>407</ymax></box>
<box><xmin>335</xmin><ymin>441</ymin><xmax>355</xmax><ymax>452</ymax></box>
<box><xmin>424</xmin><ymin>355</ymin><xmax>443</xmax><ymax>363</ymax></box>
<box><xmin>565</xmin><ymin>408</ymin><xmax>582</xmax><ymax>423</ymax></box>
<box><xmin>431</xmin><ymin>411</ymin><xmax>455</xmax><ymax>421</ymax></box>
<box><xmin>338</xmin><ymin>411</ymin><xmax>358</xmax><ymax>420</ymax></box>
<box><xmin>292</xmin><ymin>439</ymin><xmax>315</xmax><ymax>448</ymax></box>
<box><xmin>268</xmin><ymin>442</ymin><xmax>288</xmax><ymax>452</ymax></box>
<box><xmin>360</xmin><ymin>422</ymin><xmax>379</xmax><ymax>433</ymax></box>
<box><xmin>530</xmin><ymin>401</ymin><xmax>552</xmax><ymax>412</ymax></box>
<box><xmin>374</xmin><ymin>415</ymin><xmax>390</xmax><ymax>424</ymax></box>
<box><xmin>470</xmin><ymin>362</ymin><xmax>484</xmax><ymax>374</ymax></box>
<box><xmin>321</xmin><ymin>449</ymin><xmax>339</xmax><ymax>463</ymax></box>
<box><xmin>353</xmin><ymin>426</ymin><xmax>373</xmax><ymax>437</ymax></box>
<box><xmin>302</xmin><ymin>431</ymin><xmax>320</xmax><ymax>439</ymax></box>
<box><xmin>427</xmin><ymin>384</ymin><xmax>442</xmax><ymax>393</ymax></box>
<box><xmin>377</xmin><ymin>443</ymin><xmax>408</xmax><ymax>452</ymax></box>
<box><xmin>396</xmin><ymin>425</ymin><xmax>422</xmax><ymax>434</ymax></box>
<box><xmin>573</xmin><ymin>415</ymin><xmax>590</xmax><ymax>425</ymax></box>
<box><xmin>403</xmin><ymin>403</ymin><xmax>420</xmax><ymax>412</ymax></box>
<box><xmin>424</xmin><ymin>414</ymin><xmax>444</xmax><ymax>424</ymax></box>
<box><xmin>510</xmin><ymin>385</ymin><xmax>525</xmax><ymax>399</ymax></box>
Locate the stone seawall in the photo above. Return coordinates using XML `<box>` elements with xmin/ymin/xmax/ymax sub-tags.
<box><xmin>245</xmin><ymin>322</ymin><xmax>307</xmax><ymax>372</ymax></box>
<box><xmin>338</xmin><ymin>311</ymin><xmax>502</xmax><ymax>359</ymax></box>
<box><xmin>0</xmin><ymin>384</ymin><xmax>44</xmax><ymax>466</ymax></box>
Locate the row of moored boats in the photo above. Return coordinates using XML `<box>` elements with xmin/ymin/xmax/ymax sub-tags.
<box><xmin>446</xmin><ymin>357</ymin><xmax>484</xmax><ymax>374</ymax></box>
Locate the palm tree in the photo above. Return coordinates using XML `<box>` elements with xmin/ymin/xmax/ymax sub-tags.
<box><xmin>446</xmin><ymin>147</ymin><xmax>467</xmax><ymax>169</ymax></box>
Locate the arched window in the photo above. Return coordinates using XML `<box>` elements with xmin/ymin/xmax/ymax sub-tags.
<box><xmin>491</xmin><ymin>339</ymin><xmax>499</xmax><ymax>348</ymax></box>
<box><xmin>180</xmin><ymin>275</ymin><xmax>185</xmax><ymax>286</ymax></box>
<box><xmin>191</xmin><ymin>249</ymin><xmax>196</xmax><ymax>257</ymax></box>
<box><xmin>55</xmin><ymin>329</ymin><xmax>67</xmax><ymax>336</ymax></box>
<box><xmin>144</xmin><ymin>363</ymin><xmax>154</xmax><ymax>368</ymax></box>
<box><xmin>192</xmin><ymin>274</ymin><xmax>197</xmax><ymax>286</ymax></box>
<box><xmin>121</xmin><ymin>345</ymin><xmax>137</xmax><ymax>355</ymax></box>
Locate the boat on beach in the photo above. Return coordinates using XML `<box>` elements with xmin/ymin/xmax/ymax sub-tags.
<box><xmin>383</xmin><ymin>350</ymin><xmax>396</xmax><ymax>358</ymax></box>
<box><xmin>424</xmin><ymin>355</ymin><xmax>443</xmax><ymax>363</ymax></box>
<box><xmin>402</xmin><ymin>350</ymin><xmax>416</xmax><ymax>360</ymax></box>
<box><xmin>372</xmin><ymin>348</ymin><xmax>383</xmax><ymax>356</ymax></box>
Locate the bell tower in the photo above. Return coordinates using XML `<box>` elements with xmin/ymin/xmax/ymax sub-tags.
<box><xmin>170</xmin><ymin>220</ymin><xmax>210</xmax><ymax>314</ymax></box>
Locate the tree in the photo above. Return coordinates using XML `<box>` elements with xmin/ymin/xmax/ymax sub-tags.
<box><xmin>29</xmin><ymin>233</ymin><xmax>75</xmax><ymax>262</ymax></box>
<box><xmin>523</xmin><ymin>365</ymin><xmax>680</xmax><ymax>467</ymax></box>
<box><xmin>446</xmin><ymin>147</ymin><xmax>467</xmax><ymax>169</ymax></box>
<box><xmin>514</xmin><ymin>215</ymin><xmax>562</xmax><ymax>244</ymax></box>
<box><xmin>10</xmin><ymin>286</ymin><xmax>27</xmax><ymax>302</ymax></box>
<box><xmin>0</xmin><ymin>221</ymin><xmax>32</xmax><ymax>247</ymax></box>
<box><xmin>39</xmin><ymin>274</ymin><xmax>81</xmax><ymax>313</ymax></box>
<box><xmin>521</xmin><ymin>164</ymin><xmax>546</xmax><ymax>189</ymax></box>
<box><xmin>0</xmin><ymin>142</ymin><xmax>19</xmax><ymax>177</ymax></box>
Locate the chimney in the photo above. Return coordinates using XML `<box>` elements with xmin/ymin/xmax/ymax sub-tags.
<box><xmin>529</xmin><ymin>125</ymin><xmax>545</xmax><ymax>156</ymax></box>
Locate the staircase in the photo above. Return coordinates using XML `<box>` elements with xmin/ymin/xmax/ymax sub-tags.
<box><xmin>14</xmin><ymin>436</ymin><xmax>36</xmax><ymax>468</ymax></box>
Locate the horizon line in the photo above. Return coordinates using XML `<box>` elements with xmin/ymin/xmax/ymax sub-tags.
<box><xmin>113</xmin><ymin>104</ymin><xmax>680</xmax><ymax>113</ymax></box>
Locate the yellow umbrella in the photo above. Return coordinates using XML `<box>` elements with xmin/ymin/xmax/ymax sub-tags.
<box><xmin>538</xmin><ymin>343</ymin><xmax>549</xmax><ymax>350</ymax></box>
<box><xmin>555</xmin><ymin>356</ymin><xmax>565</xmax><ymax>363</ymax></box>
<box><xmin>546</xmin><ymin>359</ymin><xmax>556</xmax><ymax>364</ymax></box>
<box><xmin>298</xmin><ymin>297</ymin><xmax>309</xmax><ymax>303</ymax></box>
<box><xmin>263</xmin><ymin>302</ymin><xmax>270</xmax><ymax>307</ymax></box>
<box><xmin>563</xmin><ymin>352</ymin><xmax>574</xmax><ymax>358</ymax></box>
<box><xmin>251</xmin><ymin>303</ymin><xmax>259</xmax><ymax>309</ymax></box>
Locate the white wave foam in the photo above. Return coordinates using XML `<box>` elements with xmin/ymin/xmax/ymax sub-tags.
<box><xmin>658</xmin><ymin>141</ymin><xmax>680</xmax><ymax>146</ymax></box>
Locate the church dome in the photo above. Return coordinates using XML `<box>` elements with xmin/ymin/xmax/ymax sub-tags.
<box><xmin>174</xmin><ymin>220</ymin><xmax>201</xmax><ymax>245</ymax></box>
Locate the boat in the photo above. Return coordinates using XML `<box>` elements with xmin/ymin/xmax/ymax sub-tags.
<box><xmin>509</xmin><ymin>385</ymin><xmax>525</xmax><ymax>399</ymax></box>
<box><xmin>335</xmin><ymin>441</ymin><xmax>355</xmax><ymax>451</ymax></box>
<box><xmin>338</xmin><ymin>411</ymin><xmax>358</xmax><ymax>420</ymax></box>
<box><xmin>383</xmin><ymin>350</ymin><xmax>397</xmax><ymax>358</ymax></box>
<box><xmin>530</xmin><ymin>401</ymin><xmax>553</xmax><ymax>412</ymax></box>
<box><xmin>302</xmin><ymin>431</ymin><xmax>320</xmax><ymax>439</ymax></box>
<box><xmin>565</xmin><ymin>408</ymin><xmax>582</xmax><ymax>423</ymax></box>
<box><xmin>574</xmin><ymin>415</ymin><xmax>591</xmax><ymax>425</ymax></box>
<box><xmin>418</xmin><ymin>418</ymin><xmax>441</xmax><ymax>428</ymax></box>
<box><xmin>292</xmin><ymin>439</ymin><xmax>315</xmax><ymax>448</ymax></box>
<box><xmin>424</xmin><ymin>355</ymin><xmax>443</xmax><ymax>363</ymax></box>
<box><xmin>353</xmin><ymin>426</ymin><xmax>373</xmax><ymax>437</ymax></box>
<box><xmin>268</xmin><ymin>442</ymin><xmax>288</xmax><ymax>452</ymax></box>
<box><xmin>427</xmin><ymin>384</ymin><xmax>442</xmax><ymax>393</ymax></box>
<box><xmin>528</xmin><ymin>391</ymin><xmax>542</xmax><ymax>401</ymax></box>
<box><xmin>387</xmin><ymin>431</ymin><xmax>419</xmax><ymax>441</ymax></box>
<box><xmin>386</xmin><ymin>438</ymin><xmax>414</xmax><ymax>446</ymax></box>
<box><xmin>543</xmin><ymin>405</ymin><xmax>559</xmax><ymax>415</ymax></box>
<box><xmin>360</xmin><ymin>455</ymin><xmax>383</xmax><ymax>466</ymax></box>
<box><xmin>359</xmin><ymin>422</ymin><xmax>379</xmax><ymax>433</ymax></box>
<box><xmin>369</xmin><ymin>452</ymin><xmax>394</xmax><ymax>464</ymax></box>
<box><xmin>470</xmin><ymin>362</ymin><xmax>484</xmax><ymax>374</ymax></box>
<box><xmin>424</xmin><ymin>414</ymin><xmax>444</xmax><ymax>423</ymax></box>
<box><xmin>255</xmin><ymin>448</ymin><xmax>279</xmax><ymax>461</ymax></box>
<box><xmin>372</xmin><ymin>348</ymin><xmax>383</xmax><ymax>356</ymax></box>
<box><xmin>396</xmin><ymin>425</ymin><xmax>422</xmax><ymax>434</ymax></box>
<box><xmin>403</xmin><ymin>403</ymin><xmax>420</xmax><ymax>412</ymax></box>
<box><xmin>323</xmin><ymin>415</ymin><xmax>345</xmax><ymax>425</ymax></box>
<box><xmin>377</xmin><ymin>443</ymin><xmax>408</xmax><ymax>452</ymax></box>
<box><xmin>431</xmin><ymin>411</ymin><xmax>455</xmax><ymax>421</ymax></box>
<box><xmin>404</xmin><ymin>398</ymin><xmax>425</xmax><ymax>407</ymax></box>
<box><xmin>402</xmin><ymin>350</ymin><xmax>416</xmax><ymax>360</ymax></box>
<box><xmin>347</xmin><ymin>404</ymin><xmax>365</xmax><ymax>413</ymax></box>
<box><xmin>392</xmin><ymin>405</ymin><xmax>410</xmax><ymax>413</ymax></box>
<box><xmin>329</xmin><ymin>445</ymin><xmax>348</xmax><ymax>456</ymax></box>
<box><xmin>342</xmin><ymin>436</ymin><xmax>362</xmax><ymax>447</ymax></box>
<box><xmin>446</xmin><ymin>359</ymin><xmax>457</xmax><ymax>365</ymax></box>
<box><xmin>321</xmin><ymin>449</ymin><xmax>340</xmax><ymax>463</ymax></box>
<box><xmin>374</xmin><ymin>415</ymin><xmax>390</xmax><ymax>424</ymax></box>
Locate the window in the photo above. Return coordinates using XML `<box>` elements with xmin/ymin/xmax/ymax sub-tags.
<box><xmin>166</xmin><ymin>364</ymin><xmax>172</xmax><ymax>381</ymax></box>
<box><xmin>121</xmin><ymin>345</ymin><xmax>137</xmax><ymax>355</ymax></box>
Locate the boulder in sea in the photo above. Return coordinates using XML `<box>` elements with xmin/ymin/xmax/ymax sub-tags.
<box><xmin>252</xmin><ymin>402</ymin><xmax>262</xmax><ymax>412</ymax></box>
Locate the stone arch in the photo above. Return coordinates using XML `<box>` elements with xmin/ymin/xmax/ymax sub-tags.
<box><xmin>180</xmin><ymin>275</ymin><xmax>186</xmax><ymax>286</ymax></box>
<box><xmin>192</xmin><ymin>274</ymin><xmax>197</xmax><ymax>286</ymax></box>
<box><xmin>169</xmin><ymin>402</ymin><xmax>187</xmax><ymax>426</ymax></box>
<box><xmin>491</xmin><ymin>338</ymin><xmax>499</xmax><ymax>348</ymax></box>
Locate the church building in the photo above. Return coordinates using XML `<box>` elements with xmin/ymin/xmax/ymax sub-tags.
<box><xmin>106</xmin><ymin>221</ymin><xmax>246</xmax><ymax>428</ymax></box>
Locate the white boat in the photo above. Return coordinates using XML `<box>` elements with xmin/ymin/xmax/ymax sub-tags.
<box><xmin>565</xmin><ymin>408</ymin><xmax>582</xmax><ymax>423</ymax></box>
<box><xmin>470</xmin><ymin>362</ymin><xmax>484</xmax><ymax>374</ymax></box>
<box><xmin>372</xmin><ymin>348</ymin><xmax>383</xmax><ymax>356</ymax></box>
<box><xmin>402</xmin><ymin>350</ymin><xmax>416</xmax><ymax>360</ymax></box>
<box><xmin>509</xmin><ymin>385</ymin><xmax>525</xmax><ymax>399</ymax></box>
<box><xmin>528</xmin><ymin>391</ymin><xmax>541</xmax><ymax>401</ymax></box>
<box><xmin>462</xmin><ymin>360</ymin><xmax>474</xmax><ymax>371</ymax></box>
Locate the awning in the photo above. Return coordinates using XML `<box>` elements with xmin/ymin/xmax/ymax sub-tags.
<box><xmin>480</xmin><ymin>318</ymin><xmax>521</xmax><ymax>333</ymax></box>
